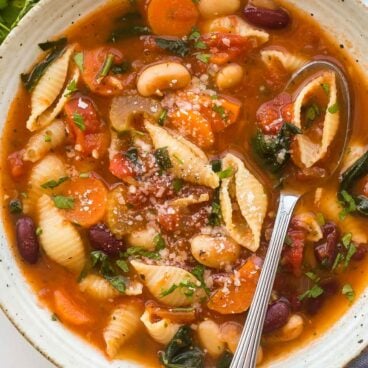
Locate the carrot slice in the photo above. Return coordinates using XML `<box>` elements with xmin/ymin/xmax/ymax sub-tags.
<box><xmin>207</xmin><ymin>256</ymin><xmax>261</xmax><ymax>314</ymax></box>
<box><xmin>54</xmin><ymin>290</ymin><xmax>93</xmax><ymax>326</ymax></box>
<box><xmin>170</xmin><ymin>110</ymin><xmax>215</xmax><ymax>149</ymax></box>
<box><xmin>147</xmin><ymin>0</ymin><xmax>199</xmax><ymax>37</ymax></box>
<box><xmin>63</xmin><ymin>177</ymin><xmax>108</xmax><ymax>228</ymax></box>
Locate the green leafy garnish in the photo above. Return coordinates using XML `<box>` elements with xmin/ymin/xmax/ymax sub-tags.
<box><xmin>73</xmin><ymin>52</ymin><xmax>84</xmax><ymax>71</ymax></box>
<box><xmin>41</xmin><ymin>176</ymin><xmax>69</xmax><ymax>189</ymax></box>
<box><xmin>154</xmin><ymin>147</ymin><xmax>173</xmax><ymax>171</ymax></box>
<box><xmin>154</xmin><ymin>233</ymin><xmax>166</xmax><ymax>251</ymax></box>
<box><xmin>191</xmin><ymin>265</ymin><xmax>210</xmax><ymax>296</ymax></box>
<box><xmin>342</xmin><ymin>283</ymin><xmax>355</xmax><ymax>302</ymax></box>
<box><xmin>105</xmin><ymin>275</ymin><xmax>126</xmax><ymax>293</ymax></box>
<box><xmin>304</xmin><ymin>103</ymin><xmax>320</xmax><ymax>126</ymax></box>
<box><xmin>160</xmin><ymin>280</ymin><xmax>198</xmax><ymax>298</ymax></box>
<box><xmin>339</xmin><ymin>151</ymin><xmax>368</xmax><ymax>218</ymax></box>
<box><xmin>44</xmin><ymin>133</ymin><xmax>52</xmax><ymax>142</ymax></box>
<box><xmin>195</xmin><ymin>53</ymin><xmax>211</xmax><ymax>63</ymax></box>
<box><xmin>97</xmin><ymin>53</ymin><xmax>115</xmax><ymax>82</ymax></box>
<box><xmin>124</xmin><ymin>246</ymin><xmax>161</xmax><ymax>260</ymax></box>
<box><xmin>316</xmin><ymin>212</ymin><xmax>326</xmax><ymax>226</ymax></box>
<box><xmin>208</xmin><ymin>188</ymin><xmax>222</xmax><ymax>227</ymax></box>
<box><xmin>52</xmin><ymin>195</ymin><xmax>75</xmax><ymax>209</ymax></box>
<box><xmin>212</xmin><ymin>105</ymin><xmax>228</xmax><ymax>121</ymax></box>
<box><xmin>218</xmin><ymin>167</ymin><xmax>233</xmax><ymax>180</ymax></box>
<box><xmin>188</xmin><ymin>27</ymin><xmax>207</xmax><ymax>50</ymax></box>
<box><xmin>116</xmin><ymin>259</ymin><xmax>129</xmax><ymax>273</ymax></box>
<box><xmin>155</xmin><ymin>38</ymin><xmax>190</xmax><ymax>57</ymax></box>
<box><xmin>328</xmin><ymin>102</ymin><xmax>339</xmax><ymax>114</ymax></box>
<box><xmin>159</xmin><ymin>326</ymin><xmax>204</xmax><ymax>368</ymax></box>
<box><xmin>73</xmin><ymin>113</ymin><xmax>86</xmax><ymax>131</ymax></box>
<box><xmin>64</xmin><ymin>79</ymin><xmax>78</xmax><ymax>97</ymax></box>
<box><xmin>253</xmin><ymin>122</ymin><xmax>301</xmax><ymax>173</ymax></box>
<box><xmin>298</xmin><ymin>284</ymin><xmax>324</xmax><ymax>301</ymax></box>
<box><xmin>321</xmin><ymin>83</ymin><xmax>330</xmax><ymax>95</ymax></box>
<box><xmin>305</xmin><ymin>271</ymin><xmax>320</xmax><ymax>283</ymax></box>
<box><xmin>173</xmin><ymin>178</ymin><xmax>184</xmax><ymax>193</ymax></box>
<box><xmin>158</xmin><ymin>109</ymin><xmax>168</xmax><ymax>126</ymax></box>
<box><xmin>21</xmin><ymin>37</ymin><xmax>67</xmax><ymax>90</ymax></box>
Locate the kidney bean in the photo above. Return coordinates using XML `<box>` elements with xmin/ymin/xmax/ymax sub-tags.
<box><xmin>321</xmin><ymin>278</ymin><xmax>340</xmax><ymax>296</ymax></box>
<box><xmin>352</xmin><ymin>244</ymin><xmax>368</xmax><ymax>261</ymax></box>
<box><xmin>88</xmin><ymin>223</ymin><xmax>125</xmax><ymax>257</ymax></box>
<box><xmin>314</xmin><ymin>222</ymin><xmax>340</xmax><ymax>268</ymax></box>
<box><xmin>304</xmin><ymin>295</ymin><xmax>324</xmax><ymax>315</ymax></box>
<box><xmin>243</xmin><ymin>4</ymin><xmax>290</xmax><ymax>30</ymax></box>
<box><xmin>263</xmin><ymin>298</ymin><xmax>290</xmax><ymax>333</ymax></box>
<box><xmin>16</xmin><ymin>217</ymin><xmax>39</xmax><ymax>264</ymax></box>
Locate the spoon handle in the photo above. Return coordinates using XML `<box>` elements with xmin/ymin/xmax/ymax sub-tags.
<box><xmin>230</xmin><ymin>192</ymin><xmax>300</xmax><ymax>368</ymax></box>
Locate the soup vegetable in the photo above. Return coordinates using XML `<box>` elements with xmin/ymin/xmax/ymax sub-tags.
<box><xmin>2</xmin><ymin>0</ymin><xmax>368</xmax><ymax>366</ymax></box>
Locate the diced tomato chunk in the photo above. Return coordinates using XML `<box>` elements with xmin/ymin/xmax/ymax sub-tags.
<box><xmin>109</xmin><ymin>153</ymin><xmax>135</xmax><ymax>182</ymax></box>
<box><xmin>64</xmin><ymin>96</ymin><xmax>109</xmax><ymax>157</ymax></box>
<box><xmin>281</xmin><ymin>219</ymin><xmax>308</xmax><ymax>277</ymax></box>
<box><xmin>8</xmin><ymin>151</ymin><xmax>25</xmax><ymax>178</ymax></box>
<box><xmin>81</xmin><ymin>47</ymin><xmax>135</xmax><ymax>96</ymax></box>
<box><xmin>256</xmin><ymin>92</ymin><xmax>293</xmax><ymax>134</ymax></box>
<box><xmin>158</xmin><ymin>211</ymin><xmax>180</xmax><ymax>232</ymax></box>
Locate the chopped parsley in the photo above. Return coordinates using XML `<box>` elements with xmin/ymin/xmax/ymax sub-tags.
<box><xmin>154</xmin><ymin>147</ymin><xmax>173</xmax><ymax>171</ymax></box>
<box><xmin>97</xmin><ymin>53</ymin><xmax>115</xmax><ymax>82</ymax></box>
<box><xmin>155</xmin><ymin>38</ymin><xmax>190</xmax><ymax>57</ymax></box>
<box><xmin>64</xmin><ymin>79</ymin><xmax>78</xmax><ymax>97</ymax></box>
<box><xmin>153</xmin><ymin>233</ymin><xmax>166</xmax><ymax>251</ymax></box>
<box><xmin>160</xmin><ymin>280</ymin><xmax>198</xmax><ymax>298</ymax></box>
<box><xmin>188</xmin><ymin>27</ymin><xmax>207</xmax><ymax>50</ymax></box>
<box><xmin>298</xmin><ymin>284</ymin><xmax>324</xmax><ymax>301</ymax></box>
<box><xmin>173</xmin><ymin>178</ymin><xmax>184</xmax><ymax>193</ymax></box>
<box><xmin>41</xmin><ymin>176</ymin><xmax>69</xmax><ymax>189</ymax></box>
<box><xmin>321</xmin><ymin>83</ymin><xmax>330</xmax><ymax>95</ymax></box>
<box><xmin>218</xmin><ymin>167</ymin><xmax>233</xmax><ymax>180</ymax></box>
<box><xmin>316</xmin><ymin>212</ymin><xmax>326</xmax><ymax>226</ymax></box>
<box><xmin>213</xmin><ymin>105</ymin><xmax>228</xmax><ymax>121</ymax></box>
<box><xmin>305</xmin><ymin>103</ymin><xmax>320</xmax><ymax>126</ymax></box>
<box><xmin>305</xmin><ymin>271</ymin><xmax>320</xmax><ymax>283</ymax></box>
<box><xmin>158</xmin><ymin>109</ymin><xmax>168</xmax><ymax>126</ymax></box>
<box><xmin>36</xmin><ymin>227</ymin><xmax>43</xmax><ymax>236</ymax></box>
<box><xmin>52</xmin><ymin>195</ymin><xmax>75</xmax><ymax>209</ymax></box>
<box><xmin>339</xmin><ymin>190</ymin><xmax>357</xmax><ymax>220</ymax></box>
<box><xmin>73</xmin><ymin>113</ymin><xmax>86</xmax><ymax>131</ymax></box>
<box><xmin>195</xmin><ymin>53</ymin><xmax>211</xmax><ymax>63</ymax></box>
<box><xmin>73</xmin><ymin>52</ymin><xmax>84</xmax><ymax>71</ymax></box>
<box><xmin>328</xmin><ymin>102</ymin><xmax>339</xmax><ymax>114</ymax></box>
<box><xmin>105</xmin><ymin>275</ymin><xmax>126</xmax><ymax>293</ymax></box>
<box><xmin>191</xmin><ymin>265</ymin><xmax>210</xmax><ymax>296</ymax></box>
<box><xmin>342</xmin><ymin>283</ymin><xmax>355</xmax><ymax>302</ymax></box>
<box><xmin>44</xmin><ymin>133</ymin><xmax>52</xmax><ymax>142</ymax></box>
<box><xmin>116</xmin><ymin>259</ymin><xmax>129</xmax><ymax>273</ymax></box>
<box><xmin>124</xmin><ymin>246</ymin><xmax>161</xmax><ymax>260</ymax></box>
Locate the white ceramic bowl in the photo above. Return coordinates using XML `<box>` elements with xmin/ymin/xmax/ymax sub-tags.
<box><xmin>1</xmin><ymin>1</ymin><xmax>368</xmax><ymax>367</ymax></box>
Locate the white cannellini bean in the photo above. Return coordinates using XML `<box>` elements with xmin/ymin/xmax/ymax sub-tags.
<box><xmin>216</xmin><ymin>63</ymin><xmax>244</xmax><ymax>90</ymax></box>
<box><xmin>266</xmin><ymin>314</ymin><xmax>304</xmax><ymax>343</ymax></box>
<box><xmin>126</xmin><ymin>227</ymin><xmax>158</xmax><ymax>250</ymax></box>
<box><xmin>198</xmin><ymin>0</ymin><xmax>241</xmax><ymax>19</ymax></box>
<box><xmin>137</xmin><ymin>62</ymin><xmax>191</xmax><ymax>97</ymax></box>
<box><xmin>197</xmin><ymin>320</ymin><xmax>226</xmax><ymax>358</ymax></box>
<box><xmin>190</xmin><ymin>234</ymin><xmax>241</xmax><ymax>269</ymax></box>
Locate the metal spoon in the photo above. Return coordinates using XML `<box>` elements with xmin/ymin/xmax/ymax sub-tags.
<box><xmin>230</xmin><ymin>60</ymin><xmax>351</xmax><ymax>368</ymax></box>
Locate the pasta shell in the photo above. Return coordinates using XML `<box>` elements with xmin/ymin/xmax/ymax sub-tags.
<box><xmin>203</xmin><ymin>15</ymin><xmax>269</xmax><ymax>45</ymax></box>
<box><xmin>318</xmin><ymin>189</ymin><xmax>367</xmax><ymax>244</ymax></box>
<box><xmin>27</xmin><ymin>46</ymin><xmax>74</xmax><ymax>132</ymax></box>
<box><xmin>79</xmin><ymin>275</ymin><xmax>120</xmax><ymax>300</ymax></box>
<box><xmin>293</xmin><ymin>71</ymin><xmax>339</xmax><ymax>168</ymax></box>
<box><xmin>293</xmin><ymin>212</ymin><xmax>323</xmax><ymax>242</ymax></box>
<box><xmin>130</xmin><ymin>260</ymin><xmax>205</xmax><ymax>307</ymax></box>
<box><xmin>126</xmin><ymin>227</ymin><xmax>158</xmax><ymax>250</ymax></box>
<box><xmin>340</xmin><ymin>143</ymin><xmax>366</xmax><ymax>173</ymax></box>
<box><xmin>220</xmin><ymin>153</ymin><xmax>268</xmax><ymax>252</ymax></box>
<box><xmin>140</xmin><ymin>310</ymin><xmax>181</xmax><ymax>345</ymax></box>
<box><xmin>170</xmin><ymin>193</ymin><xmax>210</xmax><ymax>208</ymax></box>
<box><xmin>197</xmin><ymin>320</ymin><xmax>226</xmax><ymax>358</ymax></box>
<box><xmin>126</xmin><ymin>280</ymin><xmax>144</xmax><ymax>296</ymax></box>
<box><xmin>23</xmin><ymin>119</ymin><xmax>67</xmax><ymax>163</ymax></box>
<box><xmin>103</xmin><ymin>303</ymin><xmax>142</xmax><ymax>358</ymax></box>
<box><xmin>23</xmin><ymin>154</ymin><xmax>66</xmax><ymax>214</ymax></box>
<box><xmin>145</xmin><ymin>121</ymin><xmax>219</xmax><ymax>189</ymax></box>
<box><xmin>36</xmin><ymin>68</ymin><xmax>80</xmax><ymax>130</ymax></box>
<box><xmin>261</xmin><ymin>49</ymin><xmax>306</xmax><ymax>72</ymax></box>
<box><xmin>37</xmin><ymin>194</ymin><xmax>86</xmax><ymax>273</ymax></box>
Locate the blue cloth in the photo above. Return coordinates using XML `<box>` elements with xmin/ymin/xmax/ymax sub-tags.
<box><xmin>348</xmin><ymin>348</ymin><xmax>368</xmax><ymax>368</ymax></box>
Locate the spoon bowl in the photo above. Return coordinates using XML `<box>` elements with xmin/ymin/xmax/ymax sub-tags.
<box><xmin>230</xmin><ymin>60</ymin><xmax>351</xmax><ymax>368</ymax></box>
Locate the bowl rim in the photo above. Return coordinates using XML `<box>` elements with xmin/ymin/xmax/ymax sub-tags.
<box><xmin>1</xmin><ymin>0</ymin><xmax>368</xmax><ymax>367</ymax></box>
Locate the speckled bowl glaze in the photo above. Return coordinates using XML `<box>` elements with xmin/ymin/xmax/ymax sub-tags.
<box><xmin>0</xmin><ymin>1</ymin><xmax>368</xmax><ymax>367</ymax></box>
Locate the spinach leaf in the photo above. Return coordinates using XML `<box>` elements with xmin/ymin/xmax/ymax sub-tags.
<box><xmin>339</xmin><ymin>151</ymin><xmax>368</xmax><ymax>217</ymax></box>
<box><xmin>21</xmin><ymin>37</ymin><xmax>67</xmax><ymax>90</ymax></box>
<box><xmin>252</xmin><ymin>122</ymin><xmax>301</xmax><ymax>173</ymax></box>
<box><xmin>217</xmin><ymin>351</ymin><xmax>233</xmax><ymax>368</ymax></box>
<box><xmin>110</xmin><ymin>12</ymin><xmax>151</xmax><ymax>42</ymax></box>
<box><xmin>155</xmin><ymin>38</ymin><xmax>190</xmax><ymax>57</ymax></box>
<box><xmin>160</xmin><ymin>326</ymin><xmax>204</xmax><ymax>368</ymax></box>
